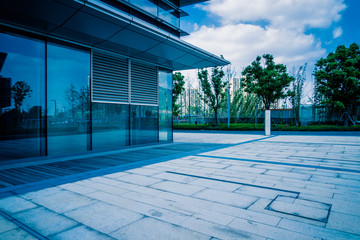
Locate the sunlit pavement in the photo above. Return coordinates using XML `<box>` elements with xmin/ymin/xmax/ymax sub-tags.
<box><xmin>0</xmin><ymin>131</ymin><xmax>360</xmax><ymax>239</ymax></box>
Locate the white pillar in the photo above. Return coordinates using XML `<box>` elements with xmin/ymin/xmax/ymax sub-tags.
<box><xmin>227</xmin><ymin>89</ymin><xmax>230</xmax><ymax>127</ymax></box>
<box><xmin>265</xmin><ymin>110</ymin><xmax>271</xmax><ymax>136</ymax></box>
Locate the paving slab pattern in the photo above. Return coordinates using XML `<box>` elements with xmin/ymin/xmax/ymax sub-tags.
<box><xmin>0</xmin><ymin>131</ymin><xmax>359</xmax><ymax>239</ymax></box>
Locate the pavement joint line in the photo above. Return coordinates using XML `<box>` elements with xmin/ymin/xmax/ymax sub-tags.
<box><xmin>165</xmin><ymin>171</ymin><xmax>300</xmax><ymax>195</ymax></box>
<box><xmin>288</xmin><ymin>155</ymin><xmax>360</xmax><ymax>163</ymax></box>
<box><xmin>265</xmin><ymin>195</ymin><xmax>332</xmax><ymax>223</ymax></box>
<box><xmin>0</xmin><ymin>209</ymin><xmax>49</xmax><ymax>240</ymax></box>
<box><xmin>256</xmin><ymin>140</ymin><xmax>360</xmax><ymax>147</ymax></box>
<box><xmin>197</xmin><ymin>155</ymin><xmax>360</xmax><ymax>173</ymax></box>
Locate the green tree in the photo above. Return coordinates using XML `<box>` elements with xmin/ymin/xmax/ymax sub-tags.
<box><xmin>231</xmin><ymin>89</ymin><xmax>260</xmax><ymax>119</ymax></box>
<box><xmin>198</xmin><ymin>67</ymin><xmax>226</xmax><ymax>126</ymax></box>
<box><xmin>172</xmin><ymin>72</ymin><xmax>185</xmax><ymax>118</ymax></box>
<box><xmin>242</xmin><ymin>54</ymin><xmax>293</xmax><ymax>110</ymax></box>
<box><xmin>314</xmin><ymin>43</ymin><xmax>360</xmax><ymax>126</ymax></box>
<box><xmin>11</xmin><ymin>81</ymin><xmax>32</xmax><ymax>111</ymax></box>
<box><xmin>289</xmin><ymin>64</ymin><xmax>307</xmax><ymax>127</ymax></box>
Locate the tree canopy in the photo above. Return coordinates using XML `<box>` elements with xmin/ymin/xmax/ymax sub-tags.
<box><xmin>172</xmin><ymin>72</ymin><xmax>185</xmax><ymax>117</ymax></box>
<box><xmin>241</xmin><ymin>54</ymin><xmax>293</xmax><ymax>110</ymax></box>
<box><xmin>11</xmin><ymin>81</ymin><xmax>32</xmax><ymax>111</ymax></box>
<box><xmin>198</xmin><ymin>67</ymin><xmax>226</xmax><ymax>126</ymax></box>
<box><xmin>314</xmin><ymin>42</ymin><xmax>360</xmax><ymax>124</ymax></box>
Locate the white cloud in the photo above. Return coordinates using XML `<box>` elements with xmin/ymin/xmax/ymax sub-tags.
<box><xmin>201</xmin><ymin>0</ymin><xmax>346</xmax><ymax>31</ymax></box>
<box><xmin>184</xmin><ymin>24</ymin><xmax>326</xmax><ymax>69</ymax></box>
<box><xmin>333</xmin><ymin>27</ymin><xmax>343</xmax><ymax>38</ymax></box>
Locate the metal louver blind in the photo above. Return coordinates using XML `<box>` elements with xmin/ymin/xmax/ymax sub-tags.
<box><xmin>92</xmin><ymin>51</ymin><xmax>129</xmax><ymax>103</ymax></box>
<box><xmin>131</xmin><ymin>61</ymin><xmax>158</xmax><ymax>105</ymax></box>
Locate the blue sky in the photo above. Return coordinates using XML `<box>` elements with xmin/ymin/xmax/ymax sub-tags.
<box><xmin>180</xmin><ymin>0</ymin><xmax>359</xmax><ymax>75</ymax></box>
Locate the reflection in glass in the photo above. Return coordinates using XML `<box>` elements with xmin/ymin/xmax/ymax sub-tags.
<box><xmin>130</xmin><ymin>105</ymin><xmax>158</xmax><ymax>145</ymax></box>
<box><xmin>0</xmin><ymin>33</ymin><xmax>45</xmax><ymax>161</ymax></box>
<box><xmin>130</xmin><ymin>0</ymin><xmax>157</xmax><ymax>16</ymax></box>
<box><xmin>158</xmin><ymin>2</ymin><xmax>180</xmax><ymax>28</ymax></box>
<box><xmin>47</xmin><ymin>44</ymin><xmax>90</xmax><ymax>156</ymax></box>
<box><xmin>159</xmin><ymin>71</ymin><xmax>173</xmax><ymax>142</ymax></box>
<box><xmin>92</xmin><ymin>103</ymin><xmax>129</xmax><ymax>150</ymax></box>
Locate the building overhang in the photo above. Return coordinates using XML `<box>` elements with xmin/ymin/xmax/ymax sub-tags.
<box><xmin>0</xmin><ymin>0</ymin><xmax>229</xmax><ymax>70</ymax></box>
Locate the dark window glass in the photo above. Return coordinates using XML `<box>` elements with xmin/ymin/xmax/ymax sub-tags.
<box><xmin>130</xmin><ymin>0</ymin><xmax>158</xmax><ymax>16</ymax></box>
<box><xmin>0</xmin><ymin>32</ymin><xmax>45</xmax><ymax>161</ymax></box>
<box><xmin>47</xmin><ymin>44</ymin><xmax>90</xmax><ymax>156</ymax></box>
<box><xmin>92</xmin><ymin>102</ymin><xmax>129</xmax><ymax>150</ymax></box>
<box><xmin>130</xmin><ymin>105</ymin><xmax>158</xmax><ymax>145</ymax></box>
<box><xmin>159</xmin><ymin>71</ymin><xmax>173</xmax><ymax>142</ymax></box>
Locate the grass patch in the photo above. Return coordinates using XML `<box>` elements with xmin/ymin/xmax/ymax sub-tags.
<box><xmin>173</xmin><ymin>123</ymin><xmax>360</xmax><ymax>131</ymax></box>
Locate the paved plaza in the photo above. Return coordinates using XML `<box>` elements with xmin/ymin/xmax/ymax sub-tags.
<box><xmin>0</xmin><ymin>131</ymin><xmax>360</xmax><ymax>239</ymax></box>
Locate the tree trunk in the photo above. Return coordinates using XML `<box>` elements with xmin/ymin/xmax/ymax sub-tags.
<box><xmin>214</xmin><ymin>109</ymin><xmax>218</xmax><ymax>127</ymax></box>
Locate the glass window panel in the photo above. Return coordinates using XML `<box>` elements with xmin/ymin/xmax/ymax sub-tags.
<box><xmin>158</xmin><ymin>2</ymin><xmax>180</xmax><ymax>28</ymax></box>
<box><xmin>130</xmin><ymin>0</ymin><xmax>158</xmax><ymax>16</ymax></box>
<box><xmin>92</xmin><ymin>102</ymin><xmax>129</xmax><ymax>150</ymax></box>
<box><xmin>0</xmin><ymin>32</ymin><xmax>45</xmax><ymax>161</ymax></box>
<box><xmin>130</xmin><ymin>105</ymin><xmax>158</xmax><ymax>145</ymax></box>
<box><xmin>47</xmin><ymin>43</ymin><xmax>90</xmax><ymax>156</ymax></box>
<box><xmin>158</xmin><ymin>71</ymin><xmax>173</xmax><ymax>142</ymax></box>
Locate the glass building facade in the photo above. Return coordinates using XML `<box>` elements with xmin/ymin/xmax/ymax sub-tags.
<box><xmin>0</xmin><ymin>0</ymin><xmax>228</xmax><ymax>162</ymax></box>
<box><xmin>0</xmin><ymin>30</ymin><xmax>172</xmax><ymax>161</ymax></box>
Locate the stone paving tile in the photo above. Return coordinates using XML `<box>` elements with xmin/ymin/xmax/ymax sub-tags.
<box><xmin>152</xmin><ymin>172</ymin><xmax>198</xmax><ymax>183</ymax></box>
<box><xmin>51</xmin><ymin>225</ymin><xmax>115</xmax><ymax>240</ymax></box>
<box><xmin>0</xmin><ymin>215</ymin><xmax>18</xmax><ymax>233</ymax></box>
<box><xmin>59</xmin><ymin>183</ymin><xmax>98</xmax><ymax>195</ymax></box>
<box><xmin>110</xmin><ymin>217</ymin><xmax>211</xmax><ymax>240</ymax></box>
<box><xmin>0</xmin><ymin>228</ymin><xmax>38</xmax><ymax>240</ymax></box>
<box><xmin>13</xmin><ymin>207</ymin><xmax>78</xmax><ymax>236</ymax></box>
<box><xmin>205</xmin><ymin>202</ymin><xmax>281</xmax><ymax>226</ymax></box>
<box><xmin>327</xmin><ymin>212</ymin><xmax>360</xmax><ymax>235</ymax></box>
<box><xmin>310</xmin><ymin>175</ymin><xmax>360</xmax><ymax>187</ymax></box>
<box><xmin>30</xmin><ymin>189</ymin><xmax>95</xmax><ymax>214</ymax></box>
<box><xmin>331</xmin><ymin>199</ymin><xmax>360</xmax><ymax>216</ymax></box>
<box><xmin>0</xmin><ymin>196</ymin><xmax>37</xmax><ymax>214</ymax></box>
<box><xmin>90</xmin><ymin>176</ymin><xmax>124</xmax><ymax>186</ymax></box>
<box><xmin>125</xmin><ymin>167</ymin><xmax>163</xmax><ymax>176</ymax></box>
<box><xmin>156</xmin><ymin>191</ymin><xmax>214</xmax><ymax>212</ymax></box>
<box><xmin>21</xmin><ymin>187</ymin><xmax>63</xmax><ymax>200</ymax></box>
<box><xmin>194</xmin><ymin>162</ymin><xmax>230</xmax><ymax>169</ymax></box>
<box><xmin>228</xmin><ymin>217</ymin><xmax>314</xmax><ymax>240</ymax></box>
<box><xmin>64</xmin><ymin>201</ymin><xmax>143</xmax><ymax>234</ymax></box>
<box><xmin>149</xmin><ymin>180</ymin><xmax>205</xmax><ymax>196</ymax></box>
<box><xmin>264</xmin><ymin>170</ymin><xmax>311</xmax><ymax>180</ymax></box>
<box><xmin>278</xmin><ymin>218</ymin><xmax>360</xmax><ymax>240</ymax></box>
<box><xmin>180</xmin><ymin>217</ymin><xmax>266</xmax><ymax>240</ymax></box>
<box><xmin>80</xmin><ymin>181</ymin><xmax>130</xmax><ymax>196</ymax></box>
<box><xmin>234</xmin><ymin>186</ymin><xmax>295</xmax><ymax>199</ymax></box>
<box><xmin>193</xmin><ymin>188</ymin><xmax>258</xmax><ymax>208</ymax></box>
<box><xmin>121</xmin><ymin>190</ymin><xmax>195</xmax><ymax>216</ymax></box>
<box><xmin>190</xmin><ymin>178</ymin><xmax>240</xmax><ymax>192</ymax></box>
<box><xmin>333</xmin><ymin>192</ymin><xmax>360</xmax><ymax>202</ymax></box>
<box><xmin>115</xmin><ymin>173</ymin><xmax>164</xmax><ymax>186</ymax></box>
<box><xmin>88</xmin><ymin>191</ymin><xmax>192</xmax><ymax>225</ymax></box>
<box><xmin>267</xmin><ymin>197</ymin><xmax>329</xmax><ymax>221</ymax></box>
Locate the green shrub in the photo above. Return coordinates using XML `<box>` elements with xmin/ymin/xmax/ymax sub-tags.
<box><xmin>173</xmin><ymin>123</ymin><xmax>360</xmax><ymax>131</ymax></box>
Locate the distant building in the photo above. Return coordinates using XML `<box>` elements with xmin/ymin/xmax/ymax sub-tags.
<box><xmin>230</xmin><ymin>77</ymin><xmax>241</xmax><ymax>99</ymax></box>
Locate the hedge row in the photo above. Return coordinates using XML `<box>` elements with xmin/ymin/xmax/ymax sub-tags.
<box><xmin>173</xmin><ymin>123</ymin><xmax>360</xmax><ymax>131</ymax></box>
